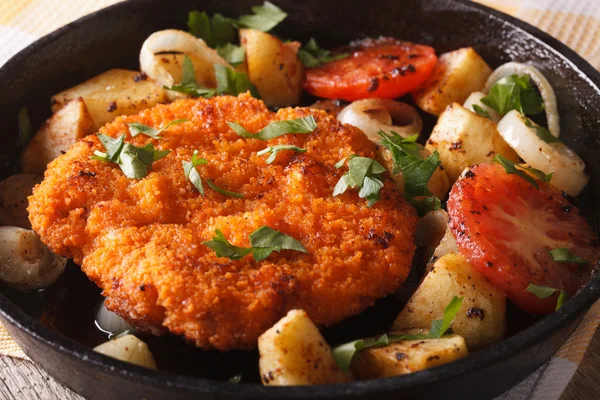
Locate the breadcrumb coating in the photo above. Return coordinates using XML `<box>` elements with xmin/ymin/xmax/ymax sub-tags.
<box><xmin>28</xmin><ymin>93</ymin><xmax>417</xmax><ymax>350</ymax></box>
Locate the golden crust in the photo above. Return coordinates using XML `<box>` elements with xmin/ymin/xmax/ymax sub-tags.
<box><xmin>28</xmin><ymin>93</ymin><xmax>417</xmax><ymax>350</ymax></box>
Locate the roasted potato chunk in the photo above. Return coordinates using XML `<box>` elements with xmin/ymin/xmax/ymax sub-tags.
<box><xmin>21</xmin><ymin>98</ymin><xmax>94</xmax><ymax>175</ymax></box>
<box><xmin>412</xmin><ymin>47</ymin><xmax>492</xmax><ymax>116</ymax></box>
<box><xmin>351</xmin><ymin>334</ymin><xmax>468</xmax><ymax>379</ymax></box>
<box><xmin>258</xmin><ymin>309</ymin><xmax>350</xmax><ymax>386</ymax></box>
<box><xmin>392</xmin><ymin>253</ymin><xmax>506</xmax><ymax>351</ymax></box>
<box><xmin>51</xmin><ymin>69</ymin><xmax>167</xmax><ymax>130</ymax></box>
<box><xmin>240</xmin><ymin>29</ymin><xmax>304</xmax><ymax>107</ymax></box>
<box><xmin>425</xmin><ymin>103</ymin><xmax>519</xmax><ymax>183</ymax></box>
<box><xmin>0</xmin><ymin>174</ymin><xmax>41</xmax><ymax>228</ymax></box>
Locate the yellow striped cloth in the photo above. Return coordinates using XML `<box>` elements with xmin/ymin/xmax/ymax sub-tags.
<box><xmin>0</xmin><ymin>1</ymin><xmax>598</xmax><ymax>399</ymax></box>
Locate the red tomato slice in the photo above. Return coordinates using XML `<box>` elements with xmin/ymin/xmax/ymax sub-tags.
<box><xmin>447</xmin><ymin>163</ymin><xmax>600</xmax><ymax>314</ymax></box>
<box><xmin>303</xmin><ymin>38</ymin><xmax>437</xmax><ymax>101</ymax></box>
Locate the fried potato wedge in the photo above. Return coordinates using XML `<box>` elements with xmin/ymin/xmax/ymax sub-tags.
<box><xmin>258</xmin><ymin>309</ymin><xmax>350</xmax><ymax>386</ymax></box>
<box><xmin>0</xmin><ymin>174</ymin><xmax>41</xmax><ymax>228</ymax></box>
<box><xmin>51</xmin><ymin>69</ymin><xmax>167</xmax><ymax>130</ymax></box>
<box><xmin>393</xmin><ymin>253</ymin><xmax>506</xmax><ymax>350</ymax></box>
<box><xmin>425</xmin><ymin>103</ymin><xmax>519</xmax><ymax>183</ymax></box>
<box><xmin>351</xmin><ymin>333</ymin><xmax>468</xmax><ymax>379</ymax></box>
<box><xmin>412</xmin><ymin>47</ymin><xmax>492</xmax><ymax>116</ymax></box>
<box><xmin>240</xmin><ymin>29</ymin><xmax>304</xmax><ymax>107</ymax></box>
<box><xmin>21</xmin><ymin>98</ymin><xmax>94</xmax><ymax>175</ymax></box>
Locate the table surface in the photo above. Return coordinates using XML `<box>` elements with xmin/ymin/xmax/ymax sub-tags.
<box><xmin>0</xmin><ymin>329</ymin><xmax>598</xmax><ymax>399</ymax></box>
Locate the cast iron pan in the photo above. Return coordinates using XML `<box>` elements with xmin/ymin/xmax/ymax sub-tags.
<box><xmin>0</xmin><ymin>0</ymin><xmax>599</xmax><ymax>399</ymax></box>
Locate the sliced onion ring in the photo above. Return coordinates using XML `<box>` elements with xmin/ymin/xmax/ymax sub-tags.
<box><xmin>139</xmin><ymin>29</ymin><xmax>231</xmax><ymax>89</ymax></box>
<box><xmin>337</xmin><ymin>99</ymin><xmax>422</xmax><ymax>142</ymax></box>
<box><xmin>484</xmin><ymin>62</ymin><xmax>560</xmax><ymax>138</ymax></box>
<box><xmin>497</xmin><ymin>110</ymin><xmax>588</xmax><ymax>197</ymax></box>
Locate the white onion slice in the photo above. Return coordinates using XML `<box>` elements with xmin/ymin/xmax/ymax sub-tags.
<box><xmin>497</xmin><ymin>110</ymin><xmax>588</xmax><ymax>196</ymax></box>
<box><xmin>337</xmin><ymin>99</ymin><xmax>422</xmax><ymax>142</ymax></box>
<box><xmin>95</xmin><ymin>300</ymin><xmax>134</xmax><ymax>337</ymax></box>
<box><xmin>463</xmin><ymin>92</ymin><xmax>500</xmax><ymax>123</ymax></box>
<box><xmin>0</xmin><ymin>227</ymin><xmax>66</xmax><ymax>290</ymax></box>
<box><xmin>139</xmin><ymin>29</ymin><xmax>231</xmax><ymax>90</ymax></box>
<box><xmin>94</xmin><ymin>334</ymin><xmax>157</xmax><ymax>369</ymax></box>
<box><xmin>484</xmin><ymin>62</ymin><xmax>560</xmax><ymax>138</ymax></box>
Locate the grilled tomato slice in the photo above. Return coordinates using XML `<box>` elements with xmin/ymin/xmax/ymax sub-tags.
<box><xmin>303</xmin><ymin>38</ymin><xmax>437</xmax><ymax>101</ymax></box>
<box><xmin>447</xmin><ymin>163</ymin><xmax>599</xmax><ymax>314</ymax></box>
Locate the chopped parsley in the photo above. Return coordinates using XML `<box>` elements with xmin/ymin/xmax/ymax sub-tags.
<box><xmin>202</xmin><ymin>229</ymin><xmax>253</xmax><ymax>260</ymax></box>
<box><xmin>165</xmin><ymin>55</ymin><xmax>258</xmax><ymax>98</ymax></box>
<box><xmin>297</xmin><ymin>38</ymin><xmax>349</xmax><ymax>68</ymax></box>
<box><xmin>257</xmin><ymin>145</ymin><xmax>306</xmax><ymax>164</ymax></box>
<box><xmin>526</xmin><ymin>283</ymin><xmax>569</xmax><ymax>311</ymax></box>
<box><xmin>206</xmin><ymin>179</ymin><xmax>244</xmax><ymax>198</ymax></box>
<box><xmin>214</xmin><ymin>64</ymin><xmax>259</xmax><ymax>97</ymax></box>
<box><xmin>480</xmin><ymin>74</ymin><xmax>544</xmax><ymax>117</ymax></box>
<box><xmin>378</xmin><ymin>131</ymin><xmax>442</xmax><ymax>215</ymax></box>
<box><xmin>90</xmin><ymin>134</ymin><xmax>170</xmax><ymax>179</ymax></box>
<box><xmin>237</xmin><ymin>1</ymin><xmax>287</xmax><ymax>32</ymax></box>
<box><xmin>472</xmin><ymin>104</ymin><xmax>490</xmax><ymax>119</ymax></box>
<box><xmin>494</xmin><ymin>154</ymin><xmax>552</xmax><ymax>189</ymax></box>
<box><xmin>332</xmin><ymin>296</ymin><xmax>463</xmax><ymax>371</ymax></box>
<box><xmin>333</xmin><ymin>155</ymin><xmax>386</xmax><ymax>207</ymax></box>
<box><xmin>228</xmin><ymin>116</ymin><xmax>317</xmax><ymax>140</ymax></box>
<box><xmin>18</xmin><ymin>107</ymin><xmax>33</xmax><ymax>149</ymax></box>
<box><xmin>187</xmin><ymin>11</ymin><xmax>236</xmax><ymax>48</ymax></box>
<box><xmin>202</xmin><ymin>226</ymin><xmax>308</xmax><ymax>261</ymax></box>
<box><xmin>216</xmin><ymin>43</ymin><xmax>245</xmax><ymax>66</ymax></box>
<box><xmin>182</xmin><ymin>151</ymin><xmax>209</xmax><ymax>194</ymax></box>
<box><xmin>127</xmin><ymin>119</ymin><xmax>187</xmax><ymax>139</ymax></box>
<box><xmin>548</xmin><ymin>248</ymin><xmax>589</xmax><ymax>264</ymax></box>
<box><xmin>182</xmin><ymin>151</ymin><xmax>242</xmax><ymax>198</ymax></box>
<box><xmin>524</xmin><ymin>118</ymin><xmax>559</xmax><ymax>144</ymax></box>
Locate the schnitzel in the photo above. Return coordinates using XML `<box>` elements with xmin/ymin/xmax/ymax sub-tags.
<box><xmin>28</xmin><ymin>93</ymin><xmax>417</xmax><ymax>350</ymax></box>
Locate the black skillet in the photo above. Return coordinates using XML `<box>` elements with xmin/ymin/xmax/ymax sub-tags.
<box><xmin>0</xmin><ymin>0</ymin><xmax>599</xmax><ymax>399</ymax></box>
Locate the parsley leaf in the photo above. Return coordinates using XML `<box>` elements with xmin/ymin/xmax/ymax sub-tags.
<box><xmin>333</xmin><ymin>156</ymin><xmax>386</xmax><ymax>207</ymax></box>
<box><xmin>472</xmin><ymin>104</ymin><xmax>490</xmax><ymax>119</ymax></box>
<box><xmin>187</xmin><ymin>11</ymin><xmax>236</xmax><ymax>48</ymax></box>
<box><xmin>548</xmin><ymin>248</ymin><xmax>590</xmax><ymax>264</ymax></box>
<box><xmin>407</xmin><ymin>196</ymin><xmax>442</xmax><ymax>215</ymax></box>
<box><xmin>526</xmin><ymin>283</ymin><xmax>568</xmax><ymax>310</ymax></box>
<box><xmin>378</xmin><ymin>131</ymin><xmax>442</xmax><ymax>215</ymax></box>
<box><xmin>332</xmin><ymin>296</ymin><xmax>463</xmax><ymax>371</ymax></box>
<box><xmin>494</xmin><ymin>154</ymin><xmax>552</xmax><ymax>188</ymax></box>
<box><xmin>182</xmin><ymin>151</ymin><xmax>209</xmax><ymax>194</ymax></box>
<box><xmin>165</xmin><ymin>55</ymin><xmax>216</xmax><ymax>98</ymax></box>
<box><xmin>480</xmin><ymin>74</ymin><xmax>544</xmax><ymax>117</ymax></box>
<box><xmin>165</xmin><ymin>56</ymin><xmax>257</xmax><ymax>98</ymax></box>
<box><xmin>202</xmin><ymin>230</ymin><xmax>253</xmax><ymax>260</ymax></box>
<box><xmin>228</xmin><ymin>374</ymin><xmax>242</xmax><ymax>384</ymax></box>
<box><xmin>203</xmin><ymin>226</ymin><xmax>308</xmax><ymax>261</ymax></box>
<box><xmin>297</xmin><ymin>38</ymin><xmax>349</xmax><ymax>68</ymax></box>
<box><xmin>257</xmin><ymin>145</ymin><xmax>306</xmax><ymax>164</ymax></box>
<box><xmin>206</xmin><ymin>179</ymin><xmax>244</xmax><ymax>198</ymax></box>
<box><xmin>228</xmin><ymin>116</ymin><xmax>317</xmax><ymax>140</ymax></box>
<box><xmin>17</xmin><ymin>107</ymin><xmax>33</xmax><ymax>149</ymax></box>
<box><xmin>237</xmin><ymin>1</ymin><xmax>287</xmax><ymax>32</ymax></box>
<box><xmin>91</xmin><ymin>135</ymin><xmax>170</xmax><ymax>179</ymax></box>
<box><xmin>249</xmin><ymin>226</ymin><xmax>308</xmax><ymax>261</ymax></box>
<box><xmin>556</xmin><ymin>290</ymin><xmax>569</xmax><ymax>310</ymax></box>
<box><xmin>524</xmin><ymin>118</ymin><xmax>559</xmax><ymax>143</ymax></box>
<box><xmin>378</xmin><ymin>132</ymin><xmax>440</xmax><ymax>196</ymax></box>
<box><xmin>182</xmin><ymin>152</ymin><xmax>243</xmax><ymax>198</ymax></box>
<box><xmin>128</xmin><ymin>119</ymin><xmax>187</xmax><ymax>139</ymax></box>
<box><xmin>214</xmin><ymin>64</ymin><xmax>259</xmax><ymax>97</ymax></box>
<box><xmin>217</xmin><ymin>43</ymin><xmax>245</xmax><ymax>66</ymax></box>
